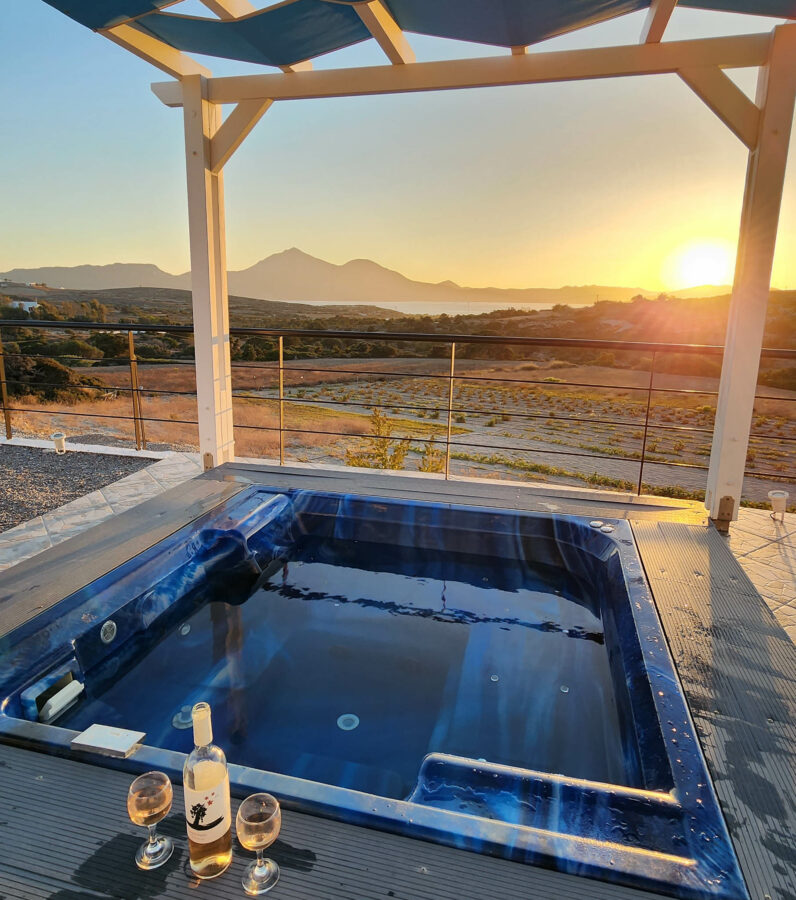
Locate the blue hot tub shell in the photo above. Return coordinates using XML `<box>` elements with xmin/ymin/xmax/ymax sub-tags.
<box><xmin>0</xmin><ymin>486</ymin><xmax>747</xmax><ymax>900</ymax></box>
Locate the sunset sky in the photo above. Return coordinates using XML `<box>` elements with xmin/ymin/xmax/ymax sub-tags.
<box><xmin>2</xmin><ymin>4</ymin><xmax>794</xmax><ymax>292</ymax></box>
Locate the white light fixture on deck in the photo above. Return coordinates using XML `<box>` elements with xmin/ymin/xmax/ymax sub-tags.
<box><xmin>768</xmin><ymin>490</ymin><xmax>789</xmax><ymax>522</ymax></box>
<box><xmin>51</xmin><ymin>432</ymin><xmax>66</xmax><ymax>454</ymax></box>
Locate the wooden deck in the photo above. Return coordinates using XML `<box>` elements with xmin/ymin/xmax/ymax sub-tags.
<box><xmin>0</xmin><ymin>464</ymin><xmax>793</xmax><ymax>900</ymax></box>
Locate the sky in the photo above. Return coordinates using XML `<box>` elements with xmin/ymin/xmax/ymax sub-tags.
<box><xmin>1</xmin><ymin>4</ymin><xmax>795</xmax><ymax>292</ymax></box>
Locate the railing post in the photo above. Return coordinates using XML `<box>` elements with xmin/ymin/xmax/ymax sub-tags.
<box><xmin>0</xmin><ymin>328</ymin><xmax>13</xmax><ymax>440</ymax></box>
<box><xmin>127</xmin><ymin>331</ymin><xmax>146</xmax><ymax>451</ymax></box>
<box><xmin>444</xmin><ymin>341</ymin><xmax>456</xmax><ymax>479</ymax></box>
<box><xmin>637</xmin><ymin>351</ymin><xmax>656</xmax><ymax>496</ymax></box>
<box><xmin>278</xmin><ymin>335</ymin><xmax>285</xmax><ymax>466</ymax></box>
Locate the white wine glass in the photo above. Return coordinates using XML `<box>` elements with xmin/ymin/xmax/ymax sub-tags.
<box><xmin>127</xmin><ymin>771</ymin><xmax>175</xmax><ymax>870</ymax></box>
<box><xmin>236</xmin><ymin>793</ymin><xmax>281</xmax><ymax>895</ymax></box>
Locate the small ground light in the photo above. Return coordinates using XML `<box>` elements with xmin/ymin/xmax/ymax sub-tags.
<box><xmin>51</xmin><ymin>432</ymin><xmax>66</xmax><ymax>454</ymax></box>
<box><xmin>768</xmin><ymin>490</ymin><xmax>789</xmax><ymax>522</ymax></box>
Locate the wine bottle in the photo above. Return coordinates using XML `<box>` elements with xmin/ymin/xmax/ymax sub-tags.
<box><xmin>183</xmin><ymin>702</ymin><xmax>233</xmax><ymax>879</ymax></box>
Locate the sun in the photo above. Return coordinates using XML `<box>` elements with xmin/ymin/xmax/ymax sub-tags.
<box><xmin>662</xmin><ymin>241</ymin><xmax>735</xmax><ymax>290</ymax></box>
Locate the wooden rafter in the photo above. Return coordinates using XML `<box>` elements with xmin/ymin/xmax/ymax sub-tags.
<box><xmin>199</xmin><ymin>0</ymin><xmax>255</xmax><ymax>17</ymax></box>
<box><xmin>355</xmin><ymin>0</ymin><xmax>414</xmax><ymax>65</ymax></box>
<box><xmin>641</xmin><ymin>0</ymin><xmax>678</xmax><ymax>44</ymax></box>
<box><xmin>103</xmin><ymin>23</ymin><xmax>211</xmax><ymax>79</ymax></box>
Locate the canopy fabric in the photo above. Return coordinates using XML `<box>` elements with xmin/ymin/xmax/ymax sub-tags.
<box><xmin>136</xmin><ymin>2</ymin><xmax>370</xmax><ymax>68</ymax></box>
<box><xmin>44</xmin><ymin>0</ymin><xmax>796</xmax><ymax>68</ymax></box>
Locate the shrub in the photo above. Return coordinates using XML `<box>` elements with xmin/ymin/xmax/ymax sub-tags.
<box><xmin>4</xmin><ymin>354</ymin><xmax>104</xmax><ymax>402</ymax></box>
<box><xmin>345</xmin><ymin>408</ymin><xmax>409</xmax><ymax>470</ymax></box>
<box><xmin>419</xmin><ymin>437</ymin><xmax>445</xmax><ymax>473</ymax></box>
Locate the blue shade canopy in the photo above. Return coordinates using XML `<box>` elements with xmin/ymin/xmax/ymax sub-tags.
<box><xmin>44</xmin><ymin>0</ymin><xmax>176</xmax><ymax>30</ymax></box>
<box><xmin>44</xmin><ymin>0</ymin><xmax>796</xmax><ymax>68</ymax></box>
<box><xmin>135</xmin><ymin>2</ymin><xmax>371</xmax><ymax>68</ymax></box>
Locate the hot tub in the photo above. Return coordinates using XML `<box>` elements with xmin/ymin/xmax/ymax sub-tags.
<box><xmin>0</xmin><ymin>486</ymin><xmax>747</xmax><ymax>899</ymax></box>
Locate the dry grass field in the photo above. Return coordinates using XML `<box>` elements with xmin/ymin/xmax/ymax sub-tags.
<box><xmin>7</xmin><ymin>356</ymin><xmax>794</xmax><ymax>505</ymax></box>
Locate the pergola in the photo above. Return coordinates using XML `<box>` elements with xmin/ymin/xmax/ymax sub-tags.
<box><xmin>44</xmin><ymin>0</ymin><xmax>796</xmax><ymax>525</ymax></box>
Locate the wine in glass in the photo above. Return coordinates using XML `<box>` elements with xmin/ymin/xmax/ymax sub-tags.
<box><xmin>127</xmin><ymin>771</ymin><xmax>175</xmax><ymax>870</ymax></box>
<box><xmin>236</xmin><ymin>793</ymin><xmax>281</xmax><ymax>895</ymax></box>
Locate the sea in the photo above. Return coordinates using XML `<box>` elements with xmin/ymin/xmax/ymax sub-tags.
<box><xmin>292</xmin><ymin>299</ymin><xmax>590</xmax><ymax>316</ymax></box>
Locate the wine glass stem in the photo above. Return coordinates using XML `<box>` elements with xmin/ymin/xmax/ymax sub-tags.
<box><xmin>147</xmin><ymin>825</ymin><xmax>159</xmax><ymax>850</ymax></box>
<box><xmin>255</xmin><ymin>849</ymin><xmax>266</xmax><ymax>873</ymax></box>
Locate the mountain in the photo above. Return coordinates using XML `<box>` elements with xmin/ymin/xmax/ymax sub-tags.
<box><xmin>0</xmin><ymin>263</ymin><xmax>187</xmax><ymax>291</ymax></box>
<box><xmin>1</xmin><ymin>249</ymin><xmax>713</xmax><ymax>307</ymax></box>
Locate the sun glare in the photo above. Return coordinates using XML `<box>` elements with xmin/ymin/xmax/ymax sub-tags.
<box><xmin>663</xmin><ymin>241</ymin><xmax>735</xmax><ymax>290</ymax></box>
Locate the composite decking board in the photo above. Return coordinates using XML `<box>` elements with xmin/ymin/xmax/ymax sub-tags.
<box><xmin>211</xmin><ymin>461</ymin><xmax>706</xmax><ymax>522</ymax></box>
<box><xmin>632</xmin><ymin>520</ymin><xmax>796</xmax><ymax>900</ymax></box>
<box><xmin>0</xmin><ymin>744</ymin><xmax>667</xmax><ymax>900</ymax></box>
<box><xmin>0</xmin><ymin>477</ymin><xmax>245</xmax><ymax>640</ymax></box>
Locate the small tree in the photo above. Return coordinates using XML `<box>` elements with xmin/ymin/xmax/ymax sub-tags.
<box><xmin>419</xmin><ymin>437</ymin><xmax>445</xmax><ymax>473</ymax></box>
<box><xmin>346</xmin><ymin>408</ymin><xmax>410</xmax><ymax>470</ymax></box>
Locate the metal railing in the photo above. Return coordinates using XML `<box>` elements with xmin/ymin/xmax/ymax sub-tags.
<box><xmin>0</xmin><ymin>318</ymin><xmax>794</xmax><ymax>497</ymax></box>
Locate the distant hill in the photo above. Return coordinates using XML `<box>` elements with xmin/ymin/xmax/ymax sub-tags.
<box><xmin>669</xmin><ymin>284</ymin><xmax>733</xmax><ymax>299</ymax></box>
<box><xmin>2</xmin><ymin>249</ymin><xmax>659</xmax><ymax>308</ymax></box>
<box><xmin>0</xmin><ymin>263</ymin><xmax>185</xmax><ymax>291</ymax></box>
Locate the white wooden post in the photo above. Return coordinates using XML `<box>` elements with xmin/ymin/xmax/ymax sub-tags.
<box><xmin>706</xmin><ymin>25</ymin><xmax>796</xmax><ymax>527</ymax></box>
<box><xmin>182</xmin><ymin>74</ymin><xmax>235</xmax><ymax>469</ymax></box>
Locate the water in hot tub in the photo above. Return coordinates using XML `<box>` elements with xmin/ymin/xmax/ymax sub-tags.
<box><xmin>60</xmin><ymin>536</ymin><xmax>628</xmax><ymax>798</ymax></box>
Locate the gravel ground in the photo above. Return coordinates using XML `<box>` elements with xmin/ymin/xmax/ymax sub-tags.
<box><xmin>0</xmin><ymin>445</ymin><xmax>153</xmax><ymax>533</ymax></box>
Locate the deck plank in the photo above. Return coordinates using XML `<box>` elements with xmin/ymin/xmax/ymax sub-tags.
<box><xmin>0</xmin><ymin>743</ymin><xmax>663</xmax><ymax>900</ymax></box>
<box><xmin>633</xmin><ymin>520</ymin><xmax>796</xmax><ymax>900</ymax></box>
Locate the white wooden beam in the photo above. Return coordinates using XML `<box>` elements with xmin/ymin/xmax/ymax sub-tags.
<box><xmin>641</xmin><ymin>0</ymin><xmax>678</xmax><ymax>44</ymax></box>
<box><xmin>706</xmin><ymin>25</ymin><xmax>796</xmax><ymax>525</ymax></box>
<box><xmin>181</xmin><ymin>75</ymin><xmax>235</xmax><ymax>468</ymax></box>
<box><xmin>104</xmin><ymin>24</ymin><xmax>211</xmax><ymax>79</ymax></box>
<box><xmin>679</xmin><ymin>66</ymin><xmax>761</xmax><ymax>148</ymax></box>
<box><xmin>355</xmin><ymin>0</ymin><xmax>414</xmax><ymax>65</ymax></box>
<box><xmin>281</xmin><ymin>60</ymin><xmax>314</xmax><ymax>74</ymax></box>
<box><xmin>151</xmin><ymin>32</ymin><xmax>770</xmax><ymax>107</ymax></box>
<box><xmin>199</xmin><ymin>0</ymin><xmax>255</xmax><ymax>17</ymax></box>
<box><xmin>210</xmin><ymin>97</ymin><xmax>273</xmax><ymax>173</ymax></box>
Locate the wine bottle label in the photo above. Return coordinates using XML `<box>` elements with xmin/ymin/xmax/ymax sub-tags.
<box><xmin>184</xmin><ymin>763</ymin><xmax>231</xmax><ymax>844</ymax></box>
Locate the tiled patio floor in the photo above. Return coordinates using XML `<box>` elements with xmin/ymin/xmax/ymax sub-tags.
<box><xmin>720</xmin><ymin>505</ymin><xmax>796</xmax><ymax>640</ymax></box>
<box><xmin>0</xmin><ymin>452</ymin><xmax>203</xmax><ymax>572</ymax></box>
<box><xmin>0</xmin><ymin>452</ymin><xmax>793</xmax><ymax>640</ymax></box>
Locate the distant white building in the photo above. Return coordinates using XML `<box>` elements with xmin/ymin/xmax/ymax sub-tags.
<box><xmin>8</xmin><ymin>300</ymin><xmax>39</xmax><ymax>313</ymax></box>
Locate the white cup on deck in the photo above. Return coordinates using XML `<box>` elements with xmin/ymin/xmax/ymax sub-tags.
<box><xmin>768</xmin><ymin>489</ymin><xmax>789</xmax><ymax>522</ymax></box>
